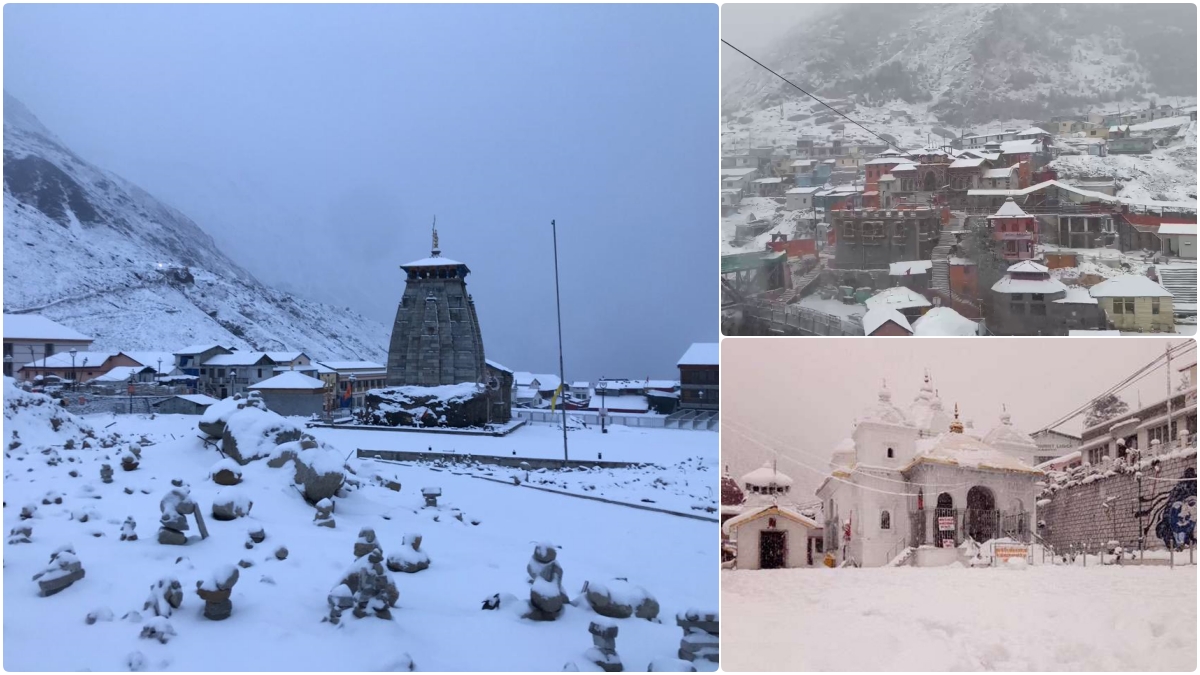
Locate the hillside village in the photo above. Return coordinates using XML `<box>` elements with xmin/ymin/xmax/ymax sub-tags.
<box><xmin>721</xmin><ymin>97</ymin><xmax>1198</xmax><ymax>336</ymax></box>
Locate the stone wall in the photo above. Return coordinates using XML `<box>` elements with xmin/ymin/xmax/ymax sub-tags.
<box><xmin>1038</xmin><ymin>451</ymin><xmax>1196</xmax><ymax>551</ymax></box>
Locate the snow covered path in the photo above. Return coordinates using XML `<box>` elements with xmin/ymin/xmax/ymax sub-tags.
<box><xmin>722</xmin><ymin>566</ymin><xmax>1196</xmax><ymax>671</ymax></box>
<box><xmin>4</xmin><ymin>413</ymin><xmax>717</xmax><ymax>671</ymax></box>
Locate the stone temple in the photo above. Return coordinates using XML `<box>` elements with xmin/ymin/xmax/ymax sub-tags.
<box><xmin>386</xmin><ymin>227</ymin><xmax>486</xmax><ymax>387</ymax></box>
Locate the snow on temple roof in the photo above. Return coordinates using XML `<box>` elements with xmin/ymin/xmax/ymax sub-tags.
<box><xmin>722</xmin><ymin>504</ymin><xmax>819</xmax><ymax>536</ymax></box>
<box><xmin>249</xmin><ymin>371</ymin><xmax>326</xmax><ymax>390</ymax></box>
<box><xmin>866</xmin><ymin>156</ymin><xmax>905</xmax><ymax>165</ymax></box>
<box><xmin>485</xmin><ymin>359</ymin><xmax>513</xmax><ymax>374</ymax></box>
<box><xmin>908</xmin><ymin>432</ymin><xmax>1042</xmax><ymax>474</ymax></box>
<box><xmin>2</xmin><ymin>314</ymin><xmax>92</xmax><ymax>342</ymax></box>
<box><xmin>677</xmin><ymin>343</ymin><xmax>719</xmax><ymax>367</ymax></box>
<box><xmin>991</xmin><ymin>197</ymin><xmax>1029</xmax><ymax>218</ymax></box>
<box><xmin>1054</xmin><ymin>287</ymin><xmax>1099</xmax><ymax>305</ymax></box>
<box><xmin>948</xmin><ymin>157</ymin><xmax>986</xmax><ymax>169</ymax></box>
<box><xmin>889</xmin><ymin>260</ymin><xmax>934</xmax><ymax>276</ymax></box>
<box><xmin>863</xmin><ymin>307</ymin><xmax>912</xmax><ymax>335</ymax></box>
<box><xmin>857</xmin><ymin>384</ymin><xmax>911</xmax><ymax>427</ymax></box>
<box><xmin>741</xmin><ymin>462</ymin><xmax>794</xmax><ymax>488</ymax></box>
<box><xmin>983</xmin><ymin>166</ymin><xmax>1017</xmax><ymax>179</ymax></box>
<box><xmin>401</xmin><ymin>256</ymin><xmax>466</xmax><ymax>268</ymax></box>
<box><xmin>983</xmin><ymin>409</ymin><xmax>1039</xmax><ymax>450</ymax></box>
<box><xmin>890</xmin><ymin>163</ymin><xmax>917</xmax><ymax>172</ymax></box>
<box><xmin>1088</xmin><ymin>275</ymin><xmax>1173</xmax><ymax>298</ymax></box>
<box><xmin>1007</xmin><ymin>260</ymin><xmax>1049</xmax><ymax>274</ymax></box>
<box><xmin>865</xmin><ymin>286</ymin><xmax>932</xmax><ymax>311</ymax></box>
<box><xmin>912</xmin><ymin>307</ymin><xmax>978</xmax><ymax>336</ymax></box>
<box><xmin>991</xmin><ymin>275</ymin><xmax>1068</xmax><ymax>295</ymax></box>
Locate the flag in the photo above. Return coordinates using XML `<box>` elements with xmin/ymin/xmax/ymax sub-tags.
<box><xmin>550</xmin><ymin>384</ymin><xmax>563</xmax><ymax>412</ymax></box>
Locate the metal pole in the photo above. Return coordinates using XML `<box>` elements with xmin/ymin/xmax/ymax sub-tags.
<box><xmin>551</xmin><ymin>220</ymin><xmax>569</xmax><ymax>465</ymax></box>
<box><xmin>1165</xmin><ymin>343</ymin><xmax>1174</xmax><ymax>451</ymax></box>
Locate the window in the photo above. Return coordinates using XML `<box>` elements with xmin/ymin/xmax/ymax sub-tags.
<box><xmin>201</xmin><ymin>368</ymin><xmax>207</xmax><ymax>376</ymax></box>
<box><xmin>45</xmin><ymin>343</ymin><xmax>55</xmax><ymax>357</ymax></box>
<box><xmin>1113</xmin><ymin>297</ymin><xmax>1135</xmax><ymax>315</ymax></box>
<box><xmin>1011</xmin><ymin>303</ymin><xmax>1025</xmax><ymax>315</ymax></box>
<box><xmin>886</xmin><ymin>447</ymin><xmax>894</xmax><ymax>459</ymax></box>
<box><xmin>217</xmin><ymin>369</ymin><xmax>226</xmax><ymax>378</ymax></box>
<box><xmin>1152</xmin><ymin>298</ymin><xmax>1160</xmax><ymax>315</ymax></box>
<box><xmin>1031</xmin><ymin>304</ymin><xmax>1046</xmax><ymax>316</ymax></box>
<box><xmin>1011</xmin><ymin>294</ymin><xmax>1024</xmax><ymax>301</ymax></box>
<box><xmin>1031</xmin><ymin>293</ymin><xmax>1044</xmax><ymax>301</ymax></box>
<box><xmin>880</xmin><ymin>510</ymin><xmax>891</xmax><ymax>530</ymax></box>
<box><xmin>257</xmin><ymin>369</ymin><xmax>263</xmax><ymax>378</ymax></box>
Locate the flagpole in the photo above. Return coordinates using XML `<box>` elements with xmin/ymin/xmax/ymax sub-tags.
<box><xmin>552</xmin><ymin>219</ymin><xmax>569</xmax><ymax>465</ymax></box>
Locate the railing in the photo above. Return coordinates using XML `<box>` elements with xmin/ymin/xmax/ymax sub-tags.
<box><xmin>885</xmin><ymin>536</ymin><xmax>911</xmax><ymax>566</ymax></box>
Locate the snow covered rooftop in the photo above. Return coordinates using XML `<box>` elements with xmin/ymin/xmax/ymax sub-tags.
<box><xmin>2</xmin><ymin>314</ymin><xmax>93</xmax><ymax>342</ymax></box>
<box><xmin>888</xmin><ymin>260</ymin><xmax>934</xmax><ymax>276</ymax></box>
<box><xmin>266</xmin><ymin>351</ymin><xmax>306</xmax><ymax>363</ymax></box>
<box><xmin>174</xmin><ymin>344</ymin><xmax>229</xmax><ymax>356</ymax></box>
<box><xmin>720</xmin><ymin>168</ymin><xmax>758</xmax><ymax>177</ymax></box>
<box><xmin>317</xmin><ymin>361</ymin><xmax>386</xmax><ymax>371</ymax></box>
<box><xmin>1088</xmin><ymin>275</ymin><xmax>1173</xmax><ymax>298</ymax></box>
<box><xmin>677</xmin><ymin>343</ymin><xmax>719</xmax><ymax>367</ymax></box>
<box><xmin>912</xmin><ymin>307</ymin><xmax>978</xmax><ymax>336</ymax></box>
<box><xmin>1054</xmin><ymin>287</ymin><xmax>1098</xmax><ymax>305</ymax></box>
<box><xmin>722</xmin><ymin>504</ymin><xmax>817</xmax><ymax>536</ymax></box>
<box><xmin>122</xmin><ymin>352</ymin><xmax>176</xmax><ymax>373</ymax></box>
<box><xmin>863</xmin><ymin>307</ymin><xmax>912</xmax><ymax>335</ymax></box>
<box><xmin>866</xmin><ymin>156</ymin><xmax>904</xmax><ymax>165</ymax></box>
<box><xmin>1018</xmin><ymin>127</ymin><xmax>1051</xmax><ymax>136</ymax></box>
<box><xmin>24</xmin><ymin>351</ymin><xmax>118</xmax><ymax>369</ymax></box>
<box><xmin>1159</xmin><ymin>223</ymin><xmax>1197</xmax><ymax>235</ymax></box>
<box><xmin>891</xmin><ymin>163</ymin><xmax>917</xmax><ymax>172</ymax></box>
<box><xmin>90</xmin><ymin>365</ymin><xmax>153</xmax><ymax>382</ymax></box>
<box><xmin>982</xmin><ymin>167</ymin><xmax>1016</xmax><ymax>179</ymax></box>
<box><xmin>741</xmin><ymin>462</ymin><xmax>794</xmax><ymax>488</ymax></box>
<box><xmin>248</xmin><ymin>371</ymin><xmax>326</xmax><ymax>391</ymax></box>
<box><xmin>991</xmin><ymin>197</ymin><xmax>1029</xmax><ymax>218</ymax></box>
<box><xmin>999</xmin><ymin>139</ymin><xmax>1043</xmax><ymax>155</ymax></box>
<box><xmin>948</xmin><ymin>157</ymin><xmax>986</xmax><ymax>169</ymax></box>
<box><xmin>786</xmin><ymin>187</ymin><xmax>820</xmax><ymax>195</ymax></box>
<box><xmin>174</xmin><ymin>394</ymin><xmax>219</xmax><ymax>406</ymax></box>
<box><xmin>400</xmin><ymin>256</ymin><xmax>466</xmax><ymax>268</ymax></box>
<box><xmin>864</xmin><ymin>286</ymin><xmax>932</xmax><ymax>311</ymax></box>
<box><xmin>754</xmin><ymin>177</ymin><xmax>783</xmax><ymax>184</ymax></box>
<box><xmin>908</xmin><ymin>432</ymin><xmax>1041</xmax><ymax>475</ymax></box>
<box><xmin>791</xmin><ymin>159</ymin><xmax>814</xmax><ymax>167</ymax></box>
<box><xmin>484</xmin><ymin>359</ymin><xmax>513</xmax><ymax>374</ymax></box>
<box><xmin>203</xmin><ymin>352</ymin><xmax>275</xmax><ymax>366</ymax></box>
<box><xmin>1007</xmin><ymin>260</ymin><xmax>1049</xmax><ymax>274</ymax></box>
<box><xmin>585</xmin><ymin>394</ymin><xmax>649</xmax><ymax>413</ymax></box>
<box><xmin>991</xmin><ymin>276</ymin><xmax>1067</xmax><ymax>295</ymax></box>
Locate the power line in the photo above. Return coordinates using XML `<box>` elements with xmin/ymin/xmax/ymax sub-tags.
<box><xmin>721</xmin><ymin>39</ymin><xmax>909</xmax><ymax>155</ymax></box>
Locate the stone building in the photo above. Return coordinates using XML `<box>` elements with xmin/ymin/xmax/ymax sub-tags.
<box><xmin>386</xmin><ymin>227</ymin><xmax>487</xmax><ymax>389</ymax></box>
<box><xmin>831</xmin><ymin>206</ymin><xmax>941</xmax><ymax>270</ymax></box>
<box><xmin>677</xmin><ymin>343</ymin><xmax>718</xmax><ymax>411</ymax></box>
<box><xmin>816</xmin><ymin>375</ymin><xmax>1042</xmax><ymax>568</ymax></box>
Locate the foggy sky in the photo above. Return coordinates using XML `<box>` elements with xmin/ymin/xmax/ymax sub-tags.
<box><xmin>720</xmin><ymin>3</ymin><xmax>827</xmax><ymax>75</ymax></box>
<box><xmin>722</xmin><ymin>338</ymin><xmax>1194</xmax><ymax>497</ymax></box>
<box><xmin>3</xmin><ymin>4</ymin><xmax>716</xmax><ymax>381</ymax></box>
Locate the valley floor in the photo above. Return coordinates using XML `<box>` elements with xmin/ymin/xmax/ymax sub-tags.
<box><xmin>721</xmin><ymin>565</ymin><xmax>1197</xmax><ymax>671</ymax></box>
<box><xmin>3</xmin><ymin>413</ymin><xmax>718</xmax><ymax>671</ymax></box>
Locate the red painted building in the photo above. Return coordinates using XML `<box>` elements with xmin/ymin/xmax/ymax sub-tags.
<box><xmin>989</xmin><ymin>197</ymin><xmax>1038</xmax><ymax>261</ymax></box>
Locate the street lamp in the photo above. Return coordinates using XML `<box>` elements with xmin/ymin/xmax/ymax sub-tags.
<box><xmin>69</xmin><ymin>348</ymin><xmax>77</xmax><ymax>391</ymax></box>
<box><xmin>157</xmin><ymin>358</ymin><xmax>163</xmax><ymax>385</ymax></box>
<box><xmin>349</xmin><ymin>374</ymin><xmax>357</xmax><ymax>414</ymax></box>
<box><xmin>597</xmin><ymin>379</ymin><xmax>608</xmax><ymax>434</ymax></box>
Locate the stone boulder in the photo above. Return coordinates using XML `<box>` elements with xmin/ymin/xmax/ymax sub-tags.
<box><xmin>219</xmin><ymin>406</ymin><xmax>302</xmax><ymax>465</ymax></box>
<box><xmin>195</xmin><ymin>565</ymin><xmax>240</xmax><ymax>621</ymax></box>
<box><xmin>386</xmin><ymin>533</ymin><xmax>430</xmax><ymax>573</ymax></box>
<box><xmin>32</xmin><ymin>546</ymin><xmax>85</xmax><ymax>596</ymax></box>
<box><xmin>363</xmin><ymin>384</ymin><xmax>489</xmax><ymax>428</ymax></box>
<box><xmin>584</xmin><ymin>579</ymin><xmax>660</xmax><ymax>620</ymax></box>
<box><xmin>211</xmin><ymin>489</ymin><xmax>253</xmax><ymax>521</ymax></box>
<box><xmin>291</xmin><ymin>445</ymin><xmax>346</xmax><ymax>504</ymax></box>
<box><xmin>209</xmin><ymin>459</ymin><xmax>243</xmax><ymax>486</ymax></box>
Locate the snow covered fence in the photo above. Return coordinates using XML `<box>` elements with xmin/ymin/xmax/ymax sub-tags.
<box><xmin>61</xmin><ymin>396</ymin><xmax>170</xmax><ymax>416</ymax></box>
<box><xmin>357</xmin><ymin>448</ymin><xmax>642</xmax><ymax>471</ymax></box>
<box><xmin>513</xmin><ymin>409</ymin><xmax>668</xmax><ymax>429</ymax></box>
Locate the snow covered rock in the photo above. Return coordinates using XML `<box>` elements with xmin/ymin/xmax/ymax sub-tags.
<box><xmin>364</xmin><ymin>384</ymin><xmax>489</xmax><ymax>428</ymax></box>
<box><xmin>527</xmin><ymin>543</ymin><xmax>568</xmax><ymax>621</ymax></box>
<box><xmin>100</xmin><ymin>464</ymin><xmax>113</xmax><ymax>483</ymax></box>
<box><xmin>8</xmin><ymin>524</ymin><xmax>33</xmax><ymax>544</ymax></box>
<box><xmin>676</xmin><ymin>609</ymin><xmax>718</xmax><ymax>664</ymax></box>
<box><xmin>583</xmin><ymin>579</ymin><xmax>660</xmax><ymax>621</ymax></box>
<box><xmin>332</xmin><ymin>549</ymin><xmax>398</xmax><ymax>621</ymax></box>
<box><xmin>314</xmin><ymin>498</ymin><xmax>335</xmax><ymax>528</ymax></box>
<box><xmin>158</xmin><ymin>487</ymin><xmax>206</xmax><ymax>545</ymax></box>
<box><xmin>386</xmin><ymin>533</ymin><xmax>430</xmax><ymax>573</ymax></box>
<box><xmin>195</xmin><ymin>565</ymin><xmax>240</xmax><ymax>620</ymax></box>
<box><xmin>85</xmin><ymin>607</ymin><xmax>114</xmax><ymax>625</ymax></box>
<box><xmin>139</xmin><ymin>616</ymin><xmax>176</xmax><ymax>644</ymax></box>
<box><xmin>120</xmin><ymin>517</ymin><xmax>138</xmax><ymax>541</ymax></box>
<box><xmin>120</xmin><ymin>449</ymin><xmax>139</xmax><ymax>472</ymax></box>
<box><xmin>290</xmin><ymin>444</ymin><xmax>346</xmax><ymax>504</ymax></box>
<box><xmin>647</xmin><ymin>658</ymin><xmax>697</xmax><ymax>672</ymax></box>
<box><xmin>209</xmin><ymin>458</ymin><xmax>243</xmax><ymax>486</ymax></box>
<box><xmin>32</xmin><ymin>545</ymin><xmax>85</xmax><ymax>596</ymax></box>
<box><xmin>211</xmin><ymin>489</ymin><xmax>253</xmax><ymax>521</ymax></box>
<box><xmin>143</xmin><ymin>577</ymin><xmax>183</xmax><ymax>617</ymax></box>
<box><xmin>585</xmin><ymin>619</ymin><xmax>623</xmax><ymax>672</ymax></box>
<box><xmin>220</xmin><ymin>406</ymin><xmax>303</xmax><ymax>465</ymax></box>
<box><xmin>3</xmin><ymin>377</ymin><xmax>93</xmax><ymax>449</ymax></box>
<box><xmin>354</xmin><ymin>527</ymin><xmax>381</xmax><ymax>559</ymax></box>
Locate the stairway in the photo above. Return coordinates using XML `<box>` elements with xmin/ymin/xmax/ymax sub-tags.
<box><xmin>1158</xmin><ymin>266</ymin><xmax>1197</xmax><ymax>313</ymax></box>
<box><xmin>930</xmin><ymin>231</ymin><xmax>956</xmax><ymax>292</ymax></box>
<box><xmin>787</xmin><ymin>262</ymin><xmax>824</xmax><ymax>301</ymax></box>
<box><xmin>887</xmin><ymin>547</ymin><xmax>915</xmax><ymax>567</ymax></box>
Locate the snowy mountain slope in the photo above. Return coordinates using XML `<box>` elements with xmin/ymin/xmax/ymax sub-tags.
<box><xmin>3</xmin><ymin>93</ymin><xmax>388</xmax><ymax>360</ymax></box>
<box><xmin>723</xmin><ymin>4</ymin><xmax>1196</xmax><ymax>125</ymax></box>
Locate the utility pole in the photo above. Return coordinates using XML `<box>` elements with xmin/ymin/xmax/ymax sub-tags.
<box><xmin>1165</xmin><ymin>342</ymin><xmax>1174</xmax><ymax>450</ymax></box>
<box><xmin>551</xmin><ymin>220</ymin><xmax>569</xmax><ymax>465</ymax></box>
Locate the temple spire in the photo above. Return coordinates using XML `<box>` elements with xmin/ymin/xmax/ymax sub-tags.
<box><xmin>949</xmin><ymin>403</ymin><xmax>964</xmax><ymax>433</ymax></box>
<box><xmin>431</xmin><ymin>216</ymin><xmax>440</xmax><ymax>257</ymax></box>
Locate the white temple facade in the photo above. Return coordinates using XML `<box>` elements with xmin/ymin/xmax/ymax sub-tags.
<box><xmin>816</xmin><ymin>373</ymin><xmax>1043</xmax><ymax>568</ymax></box>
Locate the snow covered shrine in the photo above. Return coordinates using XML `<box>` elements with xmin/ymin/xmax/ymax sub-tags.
<box><xmin>720</xmin><ymin>462</ymin><xmax>826</xmax><ymax>569</ymax></box>
<box><xmin>374</xmin><ymin>222</ymin><xmax>512</xmax><ymax>427</ymax></box>
<box><xmin>816</xmin><ymin>373</ymin><xmax>1042</xmax><ymax>568</ymax></box>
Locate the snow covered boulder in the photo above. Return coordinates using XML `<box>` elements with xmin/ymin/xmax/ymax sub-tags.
<box><xmin>8</xmin><ymin>524</ymin><xmax>33</xmax><ymax>544</ymax></box>
<box><xmin>584</xmin><ymin>579</ymin><xmax>660</xmax><ymax>620</ymax></box>
<box><xmin>198</xmin><ymin>393</ymin><xmax>265</xmax><ymax>438</ymax></box>
<box><xmin>219</xmin><ymin>406</ymin><xmax>303</xmax><ymax>465</ymax></box>
<box><xmin>211</xmin><ymin>489</ymin><xmax>253</xmax><ymax>521</ymax></box>
<box><xmin>32</xmin><ymin>545</ymin><xmax>85</xmax><ymax>596</ymax></box>
<box><xmin>386</xmin><ymin>533</ymin><xmax>430</xmax><ymax>573</ymax></box>
<box><xmin>333</xmin><ymin>549</ymin><xmax>399</xmax><ymax>621</ymax></box>
<box><xmin>195</xmin><ymin>565</ymin><xmax>240</xmax><ymax>621</ymax></box>
<box><xmin>363</xmin><ymin>383</ymin><xmax>490</xmax><ymax>428</ymax></box>
<box><xmin>647</xmin><ymin>658</ymin><xmax>697</xmax><ymax>672</ymax></box>
<box><xmin>288</xmin><ymin>443</ymin><xmax>347</xmax><ymax>504</ymax></box>
<box><xmin>139</xmin><ymin>616</ymin><xmax>176</xmax><ymax>644</ymax></box>
<box><xmin>144</xmin><ymin>577</ymin><xmax>183</xmax><ymax>617</ymax></box>
<box><xmin>209</xmin><ymin>458</ymin><xmax>243</xmax><ymax>486</ymax></box>
<box><xmin>3</xmin><ymin>377</ymin><xmax>93</xmax><ymax>449</ymax></box>
<box><xmin>527</xmin><ymin>543</ymin><xmax>568</xmax><ymax>621</ymax></box>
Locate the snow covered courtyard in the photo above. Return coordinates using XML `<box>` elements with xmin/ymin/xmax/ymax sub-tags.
<box><xmin>722</xmin><ymin>565</ymin><xmax>1196</xmax><ymax>671</ymax></box>
<box><xmin>3</xmin><ymin>390</ymin><xmax>718</xmax><ymax>671</ymax></box>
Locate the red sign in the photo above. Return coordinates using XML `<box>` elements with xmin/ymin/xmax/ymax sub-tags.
<box><xmin>994</xmin><ymin>544</ymin><xmax>1029</xmax><ymax>562</ymax></box>
<box><xmin>127</xmin><ymin>384</ymin><xmax>135</xmax><ymax>395</ymax></box>
<box><xmin>941</xmin><ymin>538</ymin><xmax>955</xmax><ymax>549</ymax></box>
<box><xmin>938</xmin><ymin>516</ymin><xmax>955</xmax><ymax>531</ymax></box>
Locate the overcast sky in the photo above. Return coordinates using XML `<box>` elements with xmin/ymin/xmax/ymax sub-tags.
<box><xmin>720</xmin><ymin>3</ymin><xmax>826</xmax><ymax>75</ymax></box>
<box><xmin>722</xmin><ymin>338</ymin><xmax>1195</xmax><ymax>497</ymax></box>
<box><xmin>3</xmin><ymin>4</ymin><xmax>716</xmax><ymax>381</ymax></box>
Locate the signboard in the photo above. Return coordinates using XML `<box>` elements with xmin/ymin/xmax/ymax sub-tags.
<box><xmin>941</xmin><ymin>538</ymin><xmax>955</xmax><ymax>549</ymax></box>
<box><xmin>994</xmin><ymin>543</ymin><xmax>1029</xmax><ymax>563</ymax></box>
<box><xmin>938</xmin><ymin>516</ymin><xmax>955</xmax><ymax>532</ymax></box>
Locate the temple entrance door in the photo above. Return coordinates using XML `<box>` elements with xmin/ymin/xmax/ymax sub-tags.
<box><xmin>966</xmin><ymin>486</ymin><xmax>997</xmax><ymax>542</ymax></box>
<box><xmin>923</xmin><ymin>171</ymin><xmax>937</xmax><ymax>193</ymax></box>
<box><xmin>935</xmin><ymin>493</ymin><xmax>955</xmax><ymax>547</ymax></box>
<box><xmin>759</xmin><ymin>530</ymin><xmax>787</xmax><ymax>569</ymax></box>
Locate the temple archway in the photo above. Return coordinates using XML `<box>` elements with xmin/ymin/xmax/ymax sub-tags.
<box><xmin>966</xmin><ymin>485</ymin><xmax>997</xmax><ymax>542</ymax></box>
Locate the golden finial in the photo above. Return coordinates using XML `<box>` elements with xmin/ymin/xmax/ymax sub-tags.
<box><xmin>949</xmin><ymin>403</ymin><xmax>964</xmax><ymax>433</ymax></box>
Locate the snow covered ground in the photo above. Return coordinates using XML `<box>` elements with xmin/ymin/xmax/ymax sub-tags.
<box><xmin>722</xmin><ymin>565</ymin><xmax>1197</xmax><ymax>671</ymax></box>
<box><xmin>3</xmin><ymin>400</ymin><xmax>717</xmax><ymax>671</ymax></box>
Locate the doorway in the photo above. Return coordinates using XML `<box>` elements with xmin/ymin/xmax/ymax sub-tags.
<box><xmin>966</xmin><ymin>485</ymin><xmax>997</xmax><ymax>542</ymax></box>
<box><xmin>759</xmin><ymin>530</ymin><xmax>787</xmax><ymax>569</ymax></box>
